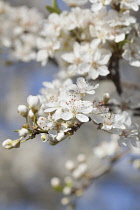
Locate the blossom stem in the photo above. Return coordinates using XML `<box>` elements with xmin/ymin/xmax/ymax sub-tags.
<box><xmin>26</xmin><ymin>117</ymin><xmax>29</xmax><ymax>128</ymax></box>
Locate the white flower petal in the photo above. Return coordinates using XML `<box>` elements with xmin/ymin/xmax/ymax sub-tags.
<box><xmin>88</xmin><ymin>69</ymin><xmax>99</xmax><ymax>80</ymax></box>
<box><xmin>98</xmin><ymin>66</ymin><xmax>110</xmax><ymax>76</ymax></box>
<box><xmin>91</xmin><ymin>2</ymin><xmax>102</xmax><ymax>11</ymax></box>
<box><xmin>130</xmin><ymin>60</ymin><xmax>140</xmax><ymax>67</ymax></box>
<box><xmin>115</xmin><ymin>33</ymin><xmax>125</xmax><ymax>43</ymax></box>
<box><xmin>76</xmin><ymin>114</ymin><xmax>89</xmax><ymax>122</ymax></box>
<box><xmin>61</xmin><ymin>112</ymin><xmax>73</xmax><ymax>121</ymax></box>
<box><xmin>61</xmin><ymin>53</ymin><xmax>74</xmax><ymax>63</ymax></box>
<box><xmin>44</xmin><ymin>108</ymin><xmax>57</xmax><ymax>112</ymax></box>
<box><xmin>130</xmin><ymin>137</ymin><xmax>140</xmax><ymax>147</ymax></box>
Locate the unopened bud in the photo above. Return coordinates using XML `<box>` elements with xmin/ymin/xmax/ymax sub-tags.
<box><xmin>77</xmin><ymin>154</ymin><xmax>86</xmax><ymax>163</ymax></box>
<box><xmin>41</xmin><ymin>133</ymin><xmax>47</xmax><ymax>142</ymax></box>
<box><xmin>28</xmin><ymin>110</ymin><xmax>34</xmax><ymax>119</ymax></box>
<box><xmin>65</xmin><ymin>160</ymin><xmax>75</xmax><ymax>171</ymax></box>
<box><xmin>2</xmin><ymin>139</ymin><xmax>13</xmax><ymax>149</ymax></box>
<box><xmin>2</xmin><ymin>139</ymin><xmax>20</xmax><ymax>149</ymax></box>
<box><xmin>61</xmin><ymin>197</ymin><xmax>70</xmax><ymax>206</ymax></box>
<box><xmin>27</xmin><ymin>95</ymin><xmax>41</xmax><ymax>113</ymax></box>
<box><xmin>18</xmin><ymin>128</ymin><xmax>28</xmax><ymax>137</ymax></box>
<box><xmin>18</xmin><ymin>105</ymin><xmax>28</xmax><ymax>117</ymax></box>
<box><xmin>64</xmin><ymin>176</ymin><xmax>73</xmax><ymax>185</ymax></box>
<box><xmin>56</xmin><ymin>132</ymin><xmax>65</xmax><ymax>141</ymax></box>
<box><xmin>63</xmin><ymin>186</ymin><xmax>72</xmax><ymax>195</ymax></box>
<box><xmin>50</xmin><ymin>177</ymin><xmax>61</xmax><ymax>188</ymax></box>
<box><xmin>72</xmin><ymin>163</ymin><xmax>88</xmax><ymax>179</ymax></box>
<box><xmin>12</xmin><ymin>139</ymin><xmax>20</xmax><ymax>148</ymax></box>
<box><xmin>103</xmin><ymin>93</ymin><xmax>110</xmax><ymax>104</ymax></box>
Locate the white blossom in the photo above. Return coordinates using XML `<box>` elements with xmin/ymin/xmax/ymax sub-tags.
<box><xmin>37</xmin><ymin>116</ymin><xmax>55</xmax><ymax>131</ymax></box>
<box><xmin>90</xmin><ymin>0</ymin><xmax>112</xmax><ymax>12</ymax></box>
<box><xmin>1</xmin><ymin>0</ymin><xmax>140</xmax><ymax>152</ymax></box>
<box><xmin>63</xmin><ymin>0</ymin><xmax>88</xmax><ymax>7</ymax></box>
<box><xmin>62</xmin><ymin>41</ymin><xmax>111</xmax><ymax>80</ymax></box>
<box><xmin>60</xmin><ymin>91</ymin><xmax>93</xmax><ymax>122</ymax></box>
<box><xmin>71</xmin><ymin>77</ymin><xmax>99</xmax><ymax>96</ymax></box>
<box><xmin>36</xmin><ymin>37</ymin><xmax>60</xmax><ymax>66</ymax></box>
<box><xmin>122</xmin><ymin>37</ymin><xmax>140</xmax><ymax>67</ymax></box>
<box><xmin>120</xmin><ymin>0</ymin><xmax>140</xmax><ymax>11</ymax></box>
<box><xmin>93</xmin><ymin>140</ymin><xmax>118</xmax><ymax>159</ymax></box>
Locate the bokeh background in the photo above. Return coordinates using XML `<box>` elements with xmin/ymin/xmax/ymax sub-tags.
<box><xmin>0</xmin><ymin>1</ymin><xmax>140</xmax><ymax>210</ymax></box>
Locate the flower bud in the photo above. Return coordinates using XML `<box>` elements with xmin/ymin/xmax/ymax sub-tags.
<box><xmin>18</xmin><ymin>128</ymin><xmax>28</xmax><ymax>137</ymax></box>
<box><xmin>27</xmin><ymin>95</ymin><xmax>41</xmax><ymax>113</ymax></box>
<box><xmin>50</xmin><ymin>177</ymin><xmax>61</xmax><ymax>188</ymax></box>
<box><xmin>61</xmin><ymin>197</ymin><xmax>70</xmax><ymax>206</ymax></box>
<box><xmin>64</xmin><ymin>176</ymin><xmax>73</xmax><ymax>185</ymax></box>
<box><xmin>2</xmin><ymin>139</ymin><xmax>20</xmax><ymax>149</ymax></box>
<box><xmin>28</xmin><ymin>110</ymin><xmax>34</xmax><ymax>119</ymax></box>
<box><xmin>77</xmin><ymin>154</ymin><xmax>86</xmax><ymax>163</ymax></box>
<box><xmin>103</xmin><ymin>93</ymin><xmax>110</xmax><ymax>104</ymax></box>
<box><xmin>63</xmin><ymin>186</ymin><xmax>72</xmax><ymax>195</ymax></box>
<box><xmin>72</xmin><ymin>163</ymin><xmax>88</xmax><ymax>179</ymax></box>
<box><xmin>18</xmin><ymin>105</ymin><xmax>28</xmax><ymax>117</ymax></box>
<box><xmin>41</xmin><ymin>133</ymin><xmax>47</xmax><ymax>142</ymax></box>
<box><xmin>48</xmin><ymin>133</ymin><xmax>58</xmax><ymax>145</ymax></box>
<box><xmin>2</xmin><ymin>139</ymin><xmax>13</xmax><ymax>149</ymax></box>
<box><xmin>56</xmin><ymin>132</ymin><xmax>65</xmax><ymax>141</ymax></box>
<box><xmin>12</xmin><ymin>139</ymin><xmax>20</xmax><ymax>148</ymax></box>
<box><xmin>65</xmin><ymin>160</ymin><xmax>75</xmax><ymax>171</ymax></box>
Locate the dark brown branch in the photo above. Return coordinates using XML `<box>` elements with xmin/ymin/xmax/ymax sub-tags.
<box><xmin>49</xmin><ymin>57</ymin><xmax>59</xmax><ymax>66</ymax></box>
<box><xmin>108</xmin><ymin>51</ymin><xmax>122</xmax><ymax>95</ymax></box>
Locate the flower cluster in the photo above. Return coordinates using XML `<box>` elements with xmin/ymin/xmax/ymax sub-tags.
<box><xmin>0</xmin><ymin>0</ymin><xmax>140</xmax><ymax>149</ymax></box>
<box><xmin>122</xmin><ymin>36</ymin><xmax>140</xmax><ymax>67</ymax></box>
<box><xmin>50</xmin><ymin>132</ymin><xmax>140</xmax><ymax>207</ymax></box>
<box><xmin>50</xmin><ymin>153</ymin><xmax>89</xmax><ymax>206</ymax></box>
<box><xmin>0</xmin><ymin>1</ymin><xmax>43</xmax><ymax>62</ymax></box>
<box><xmin>50</xmin><ymin>138</ymin><xmax>120</xmax><ymax>207</ymax></box>
<box><xmin>2</xmin><ymin>77</ymin><xmax>139</xmax><ymax>149</ymax></box>
<box><xmin>1</xmin><ymin>0</ymin><xmax>140</xmax><ymax>74</ymax></box>
<box><xmin>89</xmin><ymin>0</ymin><xmax>140</xmax><ymax>12</ymax></box>
<box><xmin>63</xmin><ymin>0</ymin><xmax>88</xmax><ymax>6</ymax></box>
<box><xmin>1</xmin><ymin>1</ymin><xmax>140</xmax><ymax>207</ymax></box>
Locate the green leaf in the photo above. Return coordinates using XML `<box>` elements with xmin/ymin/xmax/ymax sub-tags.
<box><xmin>52</xmin><ymin>0</ymin><xmax>57</xmax><ymax>8</ymax></box>
<box><xmin>53</xmin><ymin>186</ymin><xmax>63</xmax><ymax>192</ymax></box>
<box><xmin>13</xmin><ymin>130</ymin><xmax>19</xmax><ymax>132</ymax></box>
<box><xmin>118</xmin><ymin>39</ymin><xmax>131</xmax><ymax>50</ymax></box>
<box><xmin>46</xmin><ymin>5</ymin><xmax>61</xmax><ymax>14</ymax></box>
<box><xmin>46</xmin><ymin>0</ymin><xmax>61</xmax><ymax>14</ymax></box>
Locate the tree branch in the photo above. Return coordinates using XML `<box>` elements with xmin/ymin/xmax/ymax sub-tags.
<box><xmin>73</xmin><ymin>149</ymin><xmax>129</xmax><ymax>195</ymax></box>
<box><xmin>108</xmin><ymin>51</ymin><xmax>122</xmax><ymax>95</ymax></box>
